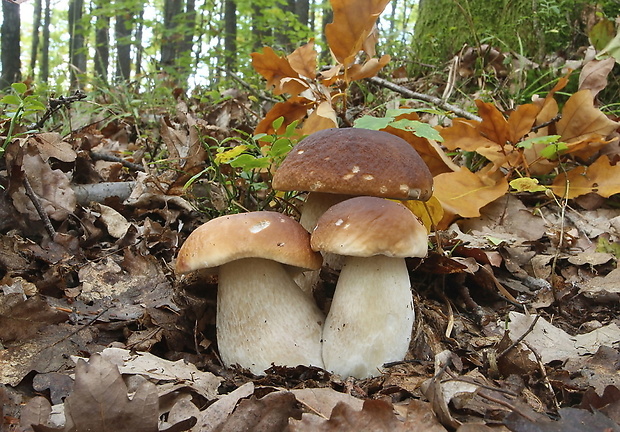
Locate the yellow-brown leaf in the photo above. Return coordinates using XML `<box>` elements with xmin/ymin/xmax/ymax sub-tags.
<box><xmin>325</xmin><ymin>0</ymin><xmax>391</xmax><ymax>66</ymax></box>
<box><xmin>433</xmin><ymin>165</ymin><xmax>508</xmax><ymax>218</ymax></box>
<box><xmin>507</xmin><ymin>103</ymin><xmax>540</xmax><ymax>144</ymax></box>
<box><xmin>550</xmin><ymin>155</ymin><xmax>620</xmax><ymax>199</ymax></box>
<box><xmin>557</xmin><ymin>90</ymin><xmax>619</xmax><ymax>142</ymax></box>
<box><xmin>251</xmin><ymin>47</ymin><xmax>307</xmax><ymax>96</ymax></box>
<box><xmin>287</xmin><ymin>40</ymin><xmax>317</xmax><ymax>79</ymax></box>
<box><xmin>476</xmin><ymin>100</ymin><xmax>510</xmax><ymax>145</ymax></box>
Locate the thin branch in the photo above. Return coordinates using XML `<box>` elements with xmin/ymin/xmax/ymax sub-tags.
<box><xmin>497</xmin><ymin>314</ymin><xmax>540</xmax><ymax>359</ymax></box>
<box><xmin>366</xmin><ymin>76</ymin><xmax>483</xmax><ymax>122</ymax></box>
<box><xmin>22</xmin><ymin>175</ymin><xmax>56</xmax><ymax>238</ymax></box>
<box><xmin>29</xmin><ymin>90</ymin><xmax>88</xmax><ymax>130</ymax></box>
<box><xmin>90</xmin><ymin>151</ymin><xmax>145</xmax><ymax>171</ymax></box>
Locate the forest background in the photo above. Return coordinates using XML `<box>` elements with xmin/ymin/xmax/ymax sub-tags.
<box><xmin>1</xmin><ymin>0</ymin><xmax>619</xmax><ymax>104</ymax></box>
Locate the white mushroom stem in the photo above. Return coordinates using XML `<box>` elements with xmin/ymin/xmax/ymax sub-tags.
<box><xmin>216</xmin><ymin>257</ymin><xmax>325</xmax><ymax>375</ymax></box>
<box><xmin>322</xmin><ymin>255</ymin><xmax>414</xmax><ymax>379</ymax></box>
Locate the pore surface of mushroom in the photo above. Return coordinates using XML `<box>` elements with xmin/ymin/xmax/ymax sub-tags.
<box><xmin>176</xmin><ymin>211</ymin><xmax>325</xmax><ymax>375</ymax></box>
<box><xmin>311</xmin><ymin>196</ymin><xmax>428</xmax><ymax>378</ymax></box>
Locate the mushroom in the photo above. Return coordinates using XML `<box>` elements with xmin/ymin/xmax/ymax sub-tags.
<box><xmin>310</xmin><ymin>196</ymin><xmax>428</xmax><ymax>378</ymax></box>
<box><xmin>272</xmin><ymin>128</ymin><xmax>433</xmax><ymax>232</ymax></box>
<box><xmin>175</xmin><ymin>211</ymin><xmax>325</xmax><ymax>375</ymax></box>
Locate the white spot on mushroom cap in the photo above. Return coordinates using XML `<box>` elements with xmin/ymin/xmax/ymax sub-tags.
<box><xmin>400</xmin><ymin>184</ymin><xmax>410</xmax><ymax>194</ymax></box>
<box><xmin>310</xmin><ymin>181</ymin><xmax>324</xmax><ymax>190</ymax></box>
<box><xmin>379</xmin><ymin>185</ymin><xmax>388</xmax><ymax>193</ymax></box>
<box><xmin>250</xmin><ymin>220</ymin><xmax>271</xmax><ymax>233</ymax></box>
<box><xmin>362</xmin><ymin>174</ymin><xmax>374</xmax><ymax>181</ymax></box>
<box><xmin>351</xmin><ymin>166</ymin><xmax>360</xmax><ymax>173</ymax></box>
<box><xmin>334</xmin><ymin>219</ymin><xmax>344</xmax><ymax>226</ymax></box>
<box><xmin>297</xmin><ymin>150</ymin><xmax>305</xmax><ymax>154</ymax></box>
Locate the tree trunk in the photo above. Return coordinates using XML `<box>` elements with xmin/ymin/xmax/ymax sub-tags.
<box><xmin>40</xmin><ymin>0</ymin><xmax>51</xmax><ymax>84</ymax></box>
<box><xmin>160</xmin><ymin>0</ymin><xmax>183</xmax><ymax>68</ymax></box>
<box><xmin>115</xmin><ymin>10</ymin><xmax>132</xmax><ymax>80</ymax></box>
<box><xmin>224</xmin><ymin>0</ymin><xmax>237</xmax><ymax>73</ymax></box>
<box><xmin>29</xmin><ymin>0</ymin><xmax>42</xmax><ymax>77</ymax></box>
<box><xmin>1</xmin><ymin>1</ymin><xmax>21</xmax><ymax>89</ymax></box>
<box><xmin>68</xmin><ymin>0</ymin><xmax>86</xmax><ymax>88</ymax></box>
<box><xmin>252</xmin><ymin>0</ymin><xmax>272</xmax><ymax>50</ymax></box>
<box><xmin>134</xmin><ymin>5</ymin><xmax>145</xmax><ymax>75</ymax></box>
<box><xmin>93</xmin><ymin>0</ymin><xmax>110</xmax><ymax>82</ymax></box>
<box><xmin>296</xmin><ymin>0</ymin><xmax>310</xmax><ymax>28</ymax></box>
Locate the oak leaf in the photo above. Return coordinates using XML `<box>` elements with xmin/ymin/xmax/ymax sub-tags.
<box><xmin>433</xmin><ymin>165</ymin><xmax>509</xmax><ymax>219</ymax></box>
<box><xmin>251</xmin><ymin>47</ymin><xmax>308</xmax><ymax>97</ymax></box>
<box><xmin>254</xmin><ymin>97</ymin><xmax>314</xmax><ymax>135</ymax></box>
<box><xmin>556</xmin><ymin>90</ymin><xmax>618</xmax><ymax>150</ymax></box>
<box><xmin>325</xmin><ymin>0</ymin><xmax>391</xmax><ymax>66</ymax></box>
<box><xmin>550</xmin><ymin>155</ymin><xmax>620</xmax><ymax>199</ymax></box>
<box><xmin>287</xmin><ymin>39</ymin><xmax>318</xmax><ymax>80</ymax></box>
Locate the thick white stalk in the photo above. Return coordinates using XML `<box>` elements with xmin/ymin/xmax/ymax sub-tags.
<box><xmin>216</xmin><ymin>258</ymin><xmax>325</xmax><ymax>375</ymax></box>
<box><xmin>322</xmin><ymin>255</ymin><xmax>414</xmax><ymax>378</ymax></box>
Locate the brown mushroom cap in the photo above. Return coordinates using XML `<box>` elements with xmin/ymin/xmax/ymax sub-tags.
<box><xmin>273</xmin><ymin>128</ymin><xmax>433</xmax><ymax>201</ymax></box>
<box><xmin>311</xmin><ymin>196</ymin><xmax>428</xmax><ymax>258</ymax></box>
<box><xmin>176</xmin><ymin>211</ymin><xmax>322</xmax><ymax>274</ymax></box>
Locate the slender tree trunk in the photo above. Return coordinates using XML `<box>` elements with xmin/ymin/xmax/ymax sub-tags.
<box><xmin>115</xmin><ymin>11</ymin><xmax>132</xmax><ymax>80</ymax></box>
<box><xmin>296</xmin><ymin>0</ymin><xmax>310</xmax><ymax>27</ymax></box>
<box><xmin>68</xmin><ymin>0</ymin><xmax>86</xmax><ymax>88</ymax></box>
<box><xmin>161</xmin><ymin>0</ymin><xmax>183</xmax><ymax>68</ymax></box>
<box><xmin>40</xmin><ymin>0</ymin><xmax>51</xmax><ymax>83</ymax></box>
<box><xmin>252</xmin><ymin>0</ymin><xmax>272</xmax><ymax>50</ymax></box>
<box><xmin>320</xmin><ymin>0</ymin><xmax>332</xmax><ymax>62</ymax></box>
<box><xmin>134</xmin><ymin>6</ymin><xmax>144</xmax><ymax>75</ymax></box>
<box><xmin>1</xmin><ymin>1</ymin><xmax>21</xmax><ymax>89</ymax></box>
<box><xmin>93</xmin><ymin>0</ymin><xmax>110</xmax><ymax>82</ymax></box>
<box><xmin>29</xmin><ymin>0</ymin><xmax>42</xmax><ymax>77</ymax></box>
<box><xmin>224</xmin><ymin>0</ymin><xmax>237</xmax><ymax>73</ymax></box>
<box><xmin>276</xmin><ymin>0</ymin><xmax>295</xmax><ymax>51</ymax></box>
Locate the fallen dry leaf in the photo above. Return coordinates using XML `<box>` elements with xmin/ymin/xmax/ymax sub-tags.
<box><xmin>324</xmin><ymin>0</ymin><xmax>391</xmax><ymax>66</ymax></box>
<box><xmin>550</xmin><ymin>155</ymin><xmax>620</xmax><ymax>199</ymax></box>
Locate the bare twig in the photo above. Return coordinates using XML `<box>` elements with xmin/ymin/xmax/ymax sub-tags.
<box><xmin>366</xmin><ymin>76</ymin><xmax>483</xmax><ymax>122</ymax></box>
<box><xmin>22</xmin><ymin>176</ymin><xmax>56</xmax><ymax>238</ymax></box>
<box><xmin>90</xmin><ymin>151</ymin><xmax>145</xmax><ymax>171</ymax></box>
<box><xmin>497</xmin><ymin>314</ymin><xmax>540</xmax><ymax>359</ymax></box>
<box><xmin>29</xmin><ymin>90</ymin><xmax>88</xmax><ymax>130</ymax></box>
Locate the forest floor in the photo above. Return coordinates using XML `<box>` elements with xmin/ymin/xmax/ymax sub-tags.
<box><xmin>1</xmin><ymin>84</ymin><xmax>619</xmax><ymax>432</ymax></box>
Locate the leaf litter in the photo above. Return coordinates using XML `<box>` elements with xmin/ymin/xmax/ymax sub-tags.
<box><xmin>2</xmin><ymin>6</ymin><xmax>620</xmax><ymax>432</ymax></box>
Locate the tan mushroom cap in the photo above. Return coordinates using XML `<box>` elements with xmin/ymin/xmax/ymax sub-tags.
<box><xmin>176</xmin><ymin>211</ymin><xmax>323</xmax><ymax>274</ymax></box>
<box><xmin>273</xmin><ymin>128</ymin><xmax>433</xmax><ymax>201</ymax></box>
<box><xmin>311</xmin><ymin>196</ymin><xmax>428</xmax><ymax>258</ymax></box>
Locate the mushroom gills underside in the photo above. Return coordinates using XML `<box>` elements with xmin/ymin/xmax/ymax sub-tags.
<box><xmin>322</xmin><ymin>255</ymin><xmax>414</xmax><ymax>379</ymax></box>
<box><xmin>216</xmin><ymin>257</ymin><xmax>325</xmax><ymax>375</ymax></box>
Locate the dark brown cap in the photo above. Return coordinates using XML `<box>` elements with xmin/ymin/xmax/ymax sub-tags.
<box><xmin>273</xmin><ymin>128</ymin><xmax>433</xmax><ymax>201</ymax></box>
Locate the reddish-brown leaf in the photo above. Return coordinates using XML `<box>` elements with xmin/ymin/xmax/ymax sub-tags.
<box><xmin>254</xmin><ymin>97</ymin><xmax>313</xmax><ymax>135</ymax></box>
<box><xmin>476</xmin><ymin>100</ymin><xmax>510</xmax><ymax>145</ymax></box>
<box><xmin>556</xmin><ymin>90</ymin><xmax>619</xmax><ymax>142</ymax></box>
<box><xmin>507</xmin><ymin>103</ymin><xmax>540</xmax><ymax>143</ymax></box>
<box><xmin>251</xmin><ymin>47</ymin><xmax>308</xmax><ymax>96</ymax></box>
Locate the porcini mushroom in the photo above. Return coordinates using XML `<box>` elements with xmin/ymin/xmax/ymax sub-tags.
<box><xmin>175</xmin><ymin>211</ymin><xmax>325</xmax><ymax>375</ymax></box>
<box><xmin>311</xmin><ymin>196</ymin><xmax>428</xmax><ymax>378</ymax></box>
<box><xmin>272</xmin><ymin>128</ymin><xmax>433</xmax><ymax>232</ymax></box>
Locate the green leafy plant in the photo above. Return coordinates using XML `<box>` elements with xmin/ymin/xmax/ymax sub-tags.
<box><xmin>185</xmin><ymin>117</ymin><xmax>301</xmax><ymax>215</ymax></box>
<box><xmin>1</xmin><ymin>83</ymin><xmax>46</xmax><ymax>156</ymax></box>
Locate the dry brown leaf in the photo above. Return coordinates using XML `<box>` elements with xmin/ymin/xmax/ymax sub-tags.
<box><xmin>550</xmin><ymin>155</ymin><xmax>620</xmax><ymax>198</ymax></box>
<box><xmin>251</xmin><ymin>47</ymin><xmax>308</xmax><ymax>96</ymax></box>
<box><xmin>556</xmin><ymin>90</ymin><xmax>619</xmax><ymax>143</ymax></box>
<box><xmin>255</xmin><ymin>97</ymin><xmax>313</xmax><ymax>135</ymax></box>
<box><xmin>63</xmin><ymin>354</ymin><xmax>160</xmax><ymax>432</ymax></box>
<box><xmin>346</xmin><ymin>54</ymin><xmax>391</xmax><ymax>81</ymax></box>
<box><xmin>507</xmin><ymin>103</ymin><xmax>540</xmax><ymax>144</ymax></box>
<box><xmin>579</xmin><ymin>57</ymin><xmax>616</xmax><ymax>97</ymax></box>
<box><xmin>440</xmin><ymin>118</ymin><xmax>497</xmax><ymax>152</ymax></box>
<box><xmin>287</xmin><ymin>40</ymin><xmax>317</xmax><ymax>79</ymax></box>
<box><xmin>301</xmin><ymin>101</ymin><xmax>338</xmax><ymax>135</ymax></box>
<box><xmin>216</xmin><ymin>391</ymin><xmax>298</xmax><ymax>432</ymax></box>
<box><xmin>433</xmin><ymin>165</ymin><xmax>509</xmax><ymax>219</ymax></box>
<box><xmin>325</xmin><ymin>0</ymin><xmax>391</xmax><ymax>66</ymax></box>
<box><xmin>476</xmin><ymin>100</ymin><xmax>510</xmax><ymax>145</ymax></box>
<box><xmin>290</xmin><ymin>399</ymin><xmax>434</xmax><ymax>432</ymax></box>
<box><xmin>30</xmin><ymin>133</ymin><xmax>77</xmax><ymax>163</ymax></box>
<box><xmin>0</xmin><ymin>294</ymin><xmax>68</xmax><ymax>343</ymax></box>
